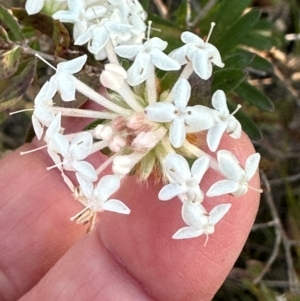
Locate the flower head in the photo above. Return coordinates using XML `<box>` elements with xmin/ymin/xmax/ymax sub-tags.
<box><xmin>170</xmin><ymin>30</ymin><xmax>224</xmax><ymax>80</ymax></box>
<box><xmin>159</xmin><ymin>153</ymin><xmax>210</xmax><ymax>203</ymax></box>
<box><xmin>173</xmin><ymin>202</ymin><xmax>231</xmax><ymax>241</ymax></box>
<box><xmin>207</xmin><ymin>150</ymin><xmax>261</xmax><ymax>197</ymax></box>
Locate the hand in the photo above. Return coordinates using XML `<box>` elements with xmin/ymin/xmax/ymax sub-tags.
<box><xmin>0</xmin><ymin>132</ymin><xmax>260</xmax><ymax>301</ymax></box>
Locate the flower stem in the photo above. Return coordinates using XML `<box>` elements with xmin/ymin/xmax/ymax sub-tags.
<box><xmin>74</xmin><ymin>78</ymin><xmax>132</xmax><ymax>115</ymax></box>
<box><xmin>146</xmin><ymin>64</ymin><xmax>157</xmax><ymax>104</ymax></box>
<box><xmin>52</xmin><ymin>107</ymin><xmax>117</xmax><ymax>119</ymax></box>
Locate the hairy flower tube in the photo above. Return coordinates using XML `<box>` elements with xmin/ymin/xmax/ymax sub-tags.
<box><xmin>23</xmin><ymin>0</ymin><xmax>262</xmax><ymax>242</ymax></box>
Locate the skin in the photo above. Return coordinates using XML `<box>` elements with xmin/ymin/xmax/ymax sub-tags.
<box><xmin>0</xmin><ymin>131</ymin><xmax>260</xmax><ymax>301</ymax></box>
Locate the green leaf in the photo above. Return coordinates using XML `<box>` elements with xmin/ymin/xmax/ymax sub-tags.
<box><xmin>210</xmin><ymin>0</ymin><xmax>251</xmax><ymax>42</ymax></box>
<box><xmin>0</xmin><ymin>5</ymin><xmax>24</xmax><ymax>42</ymax></box>
<box><xmin>212</xmin><ymin>68</ymin><xmax>247</xmax><ymax>93</ymax></box>
<box><xmin>214</xmin><ymin>9</ymin><xmax>261</xmax><ymax>56</ymax></box>
<box><xmin>12</xmin><ymin>8</ymin><xmax>54</xmax><ymax>37</ymax></box>
<box><xmin>0</xmin><ymin>46</ymin><xmax>21</xmax><ymax>80</ymax></box>
<box><xmin>0</xmin><ymin>59</ymin><xmax>36</xmax><ymax>111</ymax></box>
<box><xmin>249</xmin><ymin>54</ymin><xmax>273</xmax><ymax>73</ymax></box>
<box><xmin>235</xmin><ymin>81</ymin><xmax>274</xmax><ymax>111</ymax></box>
<box><xmin>0</xmin><ymin>25</ymin><xmax>10</xmax><ymax>43</ymax></box>
<box><xmin>229</xmin><ymin>103</ymin><xmax>262</xmax><ymax>140</ymax></box>
<box><xmin>52</xmin><ymin>20</ymin><xmax>70</xmax><ymax>56</ymax></box>
<box><xmin>223</xmin><ymin>52</ymin><xmax>254</xmax><ymax>69</ymax></box>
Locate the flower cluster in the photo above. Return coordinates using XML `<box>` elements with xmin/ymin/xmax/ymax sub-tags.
<box><xmin>23</xmin><ymin>0</ymin><xmax>262</xmax><ymax>241</ymax></box>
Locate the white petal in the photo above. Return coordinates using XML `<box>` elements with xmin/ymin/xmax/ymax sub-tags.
<box><xmin>45</xmin><ymin>112</ymin><xmax>61</xmax><ymax>139</ymax></box>
<box><xmin>52</xmin><ymin>11</ymin><xmax>79</xmax><ymax>23</ymax></box>
<box><xmin>169</xmin><ymin>45</ymin><xmax>188</xmax><ymax>65</ymax></box>
<box><xmin>102</xmin><ymin>199</ymin><xmax>130</xmax><ymax>214</ymax></box>
<box><xmin>70</xmin><ymin>132</ymin><xmax>93</xmax><ymax>160</ymax></box>
<box><xmin>182</xmin><ymin>201</ymin><xmax>207</xmax><ymax>229</ymax></box>
<box><xmin>181</xmin><ymin>31</ymin><xmax>203</xmax><ymax>45</ymax></box>
<box><xmin>96</xmin><ymin>175</ymin><xmax>120</xmax><ymax>201</ymax></box>
<box><xmin>114</xmin><ymin>44</ymin><xmax>144</xmax><ymax>59</ymax></box>
<box><xmin>192</xmin><ymin>50</ymin><xmax>212</xmax><ymax>80</ymax></box>
<box><xmin>164</xmin><ymin>153</ymin><xmax>191</xmax><ymax>183</ymax></box>
<box><xmin>25</xmin><ymin>0</ymin><xmax>44</xmax><ymax>14</ymax></box>
<box><xmin>145</xmin><ymin>102</ymin><xmax>176</xmax><ymax>122</ymax></box>
<box><xmin>85</xmin><ymin>6</ymin><xmax>107</xmax><ymax>20</ymax></box>
<box><xmin>185</xmin><ymin>105</ymin><xmax>216</xmax><ymax>130</ymax></box>
<box><xmin>89</xmin><ymin>27</ymin><xmax>109</xmax><ymax>53</ymax></box>
<box><xmin>158</xmin><ymin>183</ymin><xmax>187</xmax><ymax>201</ymax></box>
<box><xmin>34</xmin><ymin>81</ymin><xmax>54</xmax><ymax>106</ymax></box>
<box><xmin>57</xmin><ymin>54</ymin><xmax>87</xmax><ymax>74</ymax></box>
<box><xmin>172</xmin><ymin>79</ymin><xmax>191</xmax><ymax>110</ymax></box>
<box><xmin>127</xmin><ymin>52</ymin><xmax>151</xmax><ymax>85</ymax></box>
<box><xmin>217</xmin><ymin>150</ymin><xmax>244</xmax><ymax>182</ymax></box>
<box><xmin>172</xmin><ymin>227</ymin><xmax>203</xmax><ymax>239</ymax></box>
<box><xmin>205</xmin><ymin>43</ymin><xmax>224</xmax><ymax>68</ymax></box>
<box><xmin>34</xmin><ymin>105</ymin><xmax>55</xmax><ymax>127</ymax></box>
<box><xmin>207</xmin><ymin>123</ymin><xmax>227</xmax><ymax>152</ymax></box>
<box><xmin>31</xmin><ymin>115</ymin><xmax>43</xmax><ymax>140</ymax></box>
<box><xmin>209</xmin><ymin>203</ymin><xmax>231</xmax><ymax>225</ymax></box>
<box><xmin>147</xmin><ymin>37</ymin><xmax>167</xmax><ymax>50</ymax></box>
<box><xmin>105</xmin><ymin>21</ymin><xmax>132</xmax><ymax>33</ymax></box>
<box><xmin>206</xmin><ymin>179</ymin><xmax>239</xmax><ymax>197</ymax></box>
<box><xmin>73</xmin><ymin>161</ymin><xmax>97</xmax><ymax>182</ymax></box>
<box><xmin>245</xmin><ymin>153</ymin><xmax>260</xmax><ymax>181</ymax></box>
<box><xmin>191</xmin><ymin>156</ymin><xmax>210</xmax><ymax>183</ymax></box>
<box><xmin>57</xmin><ymin>74</ymin><xmax>76</xmax><ymax>101</ymax></box>
<box><xmin>211</xmin><ymin>90</ymin><xmax>229</xmax><ymax>114</ymax></box>
<box><xmin>74</xmin><ymin>27</ymin><xmax>93</xmax><ymax>45</ymax></box>
<box><xmin>150</xmin><ymin>48</ymin><xmax>180</xmax><ymax>71</ymax></box>
<box><xmin>51</xmin><ymin>133</ymin><xmax>69</xmax><ymax>157</ymax></box>
<box><xmin>76</xmin><ymin>173</ymin><xmax>94</xmax><ymax>198</ymax></box>
<box><xmin>169</xmin><ymin>118</ymin><xmax>186</xmax><ymax>148</ymax></box>
<box><xmin>68</xmin><ymin>0</ymin><xmax>85</xmax><ymax>13</ymax></box>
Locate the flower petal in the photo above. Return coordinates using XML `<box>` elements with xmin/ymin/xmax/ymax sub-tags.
<box><xmin>164</xmin><ymin>153</ymin><xmax>191</xmax><ymax>183</ymax></box>
<box><xmin>172</xmin><ymin>227</ymin><xmax>203</xmax><ymax>239</ymax></box>
<box><xmin>102</xmin><ymin>199</ymin><xmax>131</xmax><ymax>214</ymax></box>
<box><xmin>150</xmin><ymin>48</ymin><xmax>180</xmax><ymax>71</ymax></box>
<box><xmin>69</xmin><ymin>132</ymin><xmax>92</xmax><ymax>160</ymax></box>
<box><xmin>96</xmin><ymin>175</ymin><xmax>121</xmax><ymax>201</ymax></box>
<box><xmin>217</xmin><ymin>150</ymin><xmax>244</xmax><ymax>182</ymax></box>
<box><xmin>191</xmin><ymin>156</ymin><xmax>210</xmax><ymax>183</ymax></box>
<box><xmin>245</xmin><ymin>153</ymin><xmax>260</xmax><ymax>181</ymax></box>
<box><xmin>207</xmin><ymin>123</ymin><xmax>227</xmax><ymax>152</ymax></box>
<box><xmin>25</xmin><ymin>0</ymin><xmax>44</xmax><ymax>15</ymax></box>
<box><xmin>145</xmin><ymin>102</ymin><xmax>176</xmax><ymax>122</ymax></box>
<box><xmin>57</xmin><ymin>54</ymin><xmax>87</xmax><ymax>74</ymax></box>
<box><xmin>182</xmin><ymin>201</ymin><xmax>207</xmax><ymax>229</ymax></box>
<box><xmin>172</xmin><ymin>79</ymin><xmax>191</xmax><ymax>110</ymax></box>
<box><xmin>209</xmin><ymin>203</ymin><xmax>231</xmax><ymax>225</ymax></box>
<box><xmin>169</xmin><ymin>118</ymin><xmax>186</xmax><ymax>148</ymax></box>
<box><xmin>211</xmin><ymin>90</ymin><xmax>229</xmax><ymax>114</ymax></box>
<box><xmin>158</xmin><ymin>183</ymin><xmax>187</xmax><ymax>201</ymax></box>
<box><xmin>73</xmin><ymin>161</ymin><xmax>97</xmax><ymax>182</ymax></box>
<box><xmin>206</xmin><ymin>179</ymin><xmax>239</xmax><ymax>197</ymax></box>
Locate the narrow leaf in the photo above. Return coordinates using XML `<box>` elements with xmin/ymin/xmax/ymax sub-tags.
<box><xmin>235</xmin><ymin>81</ymin><xmax>274</xmax><ymax>111</ymax></box>
<box><xmin>0</xmin><ymin>59</ymin><xmax>36</xmax><ymax>111</ymax></box>
<box><xmin>0</xmin><ymin>5</ymin><xmax>24</xmax><ymax>42</ymax></box>
<box><xmin>212</xmin><ymin>68</ymin><xmax>247</xmax><ymax>93</ymax></box>
<box><xmin>52</xmin><ymin>20</ymin><xmax>70</xmax><ymax>56</ymax></box>
<box><xmin>0</xmin><ymin>46</ymin><xmax>21</xmax><ymax>80</ymax></box>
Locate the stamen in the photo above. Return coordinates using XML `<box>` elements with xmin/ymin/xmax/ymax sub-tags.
<box><xmin>20</xmin><ymin>145</ymin><xmax>47</xmax><ymax>155</ymax></box>
<box><xmin>231</xmin><ymin>104</ymin><xmax>242</xmax><ymax>115</ymax></box>
<box><xmin>9</xmin><ymin>108</ymin><xmax>33</xmax><ymax>115</ymax></box>
<box><xmin>35</xmin><ymin>53</ymin><xmax>57</xmax><ymax>71</ymax></box>
<box><xmin>248</xmin><ymin>184</ymin><xmax>263</xmax><ymax>193</ymax></box>
<box><xmin>147</xmin><ymin>20</ymin><xmax>152</xmax><ymax>41</ymax></box>
<box><xmin>206</xmin><ymin>22</ymin><xmax>216</xmax><ymax>43</ymax></box>
<box><xmin>46</xmin><ymin>161</ymin><xmax>64</xmax><ymax>171</ymax></box>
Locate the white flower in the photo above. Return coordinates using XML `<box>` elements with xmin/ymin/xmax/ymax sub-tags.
<box><xmin>48</xmin><ymin>54</ymin><xmax>87</xmax><ymax>101</ymax></box>
<box><xmin>170</xmin><ymin>31</ymin><xmax>224</xmax><ymax>80</ymax></box>
<box><xmin>114</xmin><ymin>37</ymin><xmax>180</xmax><ymax>86</ymax></box>
<box><xmin>207</xmin><ymin>90</ymin><xmax>242</xmax><ymax>152</ymax></box>
<box><xmin>50</xmin><ymin>132</ymin><xmax>97</xmax><ymax>183</ymax></box>
<box><xmin>145</xmin><ymin>79</ymin><xmax>215</xmax><ymax>148</ymax></box>
<box><xmin>173</xmin><ymin>202</ymin><xmax>231</xmax><ymax>240</ymax></box>
<box><xmin>206</xmin><ymin>150</ymin><xmax>261</xmax><ymax>197</ymax></box>
<box><xmin>159</xmin><ymin>153</ymin><xmax>210</xmax><ymax>203</ymax></box>
<box><xmin>53</xmin><ymin>0</ymin><xmax>107</xmax><ymax>39</ymax></box>
<box><xmin>79</xmin><ymin>174</ymin><xmax>130</xmax><ymax>214</ymax></box>
<box><xmin>32</xmin><ymin>81</ymin><xmax>56</xmax><ymax>140</ymax></box>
